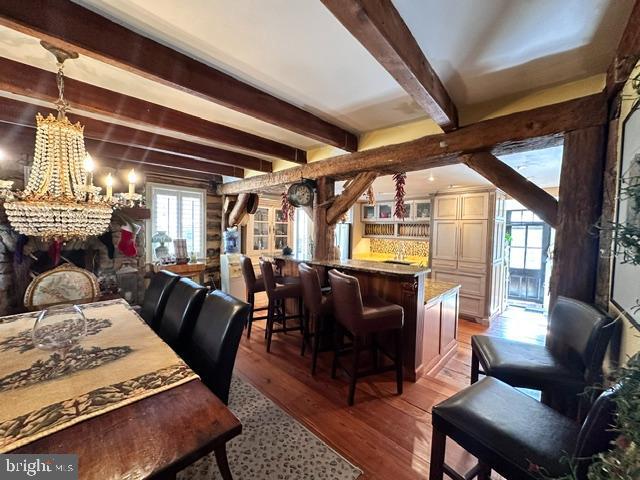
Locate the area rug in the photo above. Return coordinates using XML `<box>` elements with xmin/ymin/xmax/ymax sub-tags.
<box><xmin>178</xmin><ymin>376</ymin><xmax>363</xmax><ymax>480</ymax></box>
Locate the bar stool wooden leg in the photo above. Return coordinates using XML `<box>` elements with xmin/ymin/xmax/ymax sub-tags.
<box><xmin>348</xmin><ymin>336</ymin><xmax>361</xmax><ymax>406</ymax></box>
<box><xmin>246</xmin><ymin>291</ymin><xmax>255</xmax><ymax>339</ymax></box>
<box><xmin>429</xmin><ymin>427</ymin><xmax>446</xmax><ymax>480</ymax></box>
<box><xmin>300</xmin><ymin>308</ymin><xmax>308</xmax><ymax>356</ymax></box>
<box><xmin>266</xmin><ymin>300</ymin><xmax>275</xmax><ymax>353</ymax></box>
<box><xmin>395</xmin><ymin>328</ymin><xmax>403</xmax><ymax>395</ymax></box>
<box><xmin>331</xmin><ymin>324</ymin><xmax>341</xmax><ymax>379</ymax></box>
<box><xmin>471</xmin><ymin>349</ymin><xmax>480</xmax><ymax>384</ymax></box>
<box><xmin>311</xmin><ymin>314</ymin><xmax>321</xmax><ymax>375</ymax></box>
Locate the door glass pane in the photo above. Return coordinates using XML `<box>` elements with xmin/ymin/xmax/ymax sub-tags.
<box><xmin>255</xmin><ymin>208</ymin><xmax>269</xmax><ymax>222</ymax></box>
<box><xmin>275</xmin><ymin>223</ymin><xmax>288</xmax><ymax>236</ymax></box>
<box><xmin>396</xmin><ymin>203</ymin><xmax>411</xmax><ymax>219</ymax></box>
<box><xmin>510</xmin><ymin>247</ymin><xmax>525</xmax><ymax>268</ymax></box>
<box><xmin>525</xmin><ymin>248</ymin><xmax>542</xmax><ymax>269</ymax></box>
<box><xmin>253</xmin><ymin>236</ymin><xmax>268</xmax><ymax>250</ymax></box>
<box><xmin>378</xmin><ymin>204</ymin><xmax>392</xmax><ymax>219</ymax></box>
<box><xmin>527</xmin><ymin>226</ymin><xmax>543</xmax><ymax>248</ymax></box>
<box><xmin>415</xmin><ymin>202</ymin><xmax>431</xmax><ymax>219</ymax></box>
<box><xmin>363</xmin><ymin>205</ymin><xmax>375</xmax><ymax>219</ymax></box>
<box><xmin>253</xmin><ymin>223</ymin><xmax>268</xmax><ymax>236</ymax></box>
<box><xmin>275</xmin><ymin>237</ymin><xmax>288</xmax><ymax>249</ymax></box>
<box><xmin>275</xmin><ymin>209</ymin><xmax>287</xmax><ymax>222</ymax></box>
<box><xmin>511</xmin><ymin>226</ymin><xmax>526</xmax><ymax>247</ymax></box>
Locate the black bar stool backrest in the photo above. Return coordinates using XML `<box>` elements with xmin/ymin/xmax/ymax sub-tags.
<box><xmin>328</xmin><ymin>269</ymin><xmax>364</xmax><ymax>333</ymax></box>
<box><xmin>184</xmin><ymin>290</ymin><xmax>250</xmax><ymax>404</ymax></box>
<box><xmin>548</xmin><ymin>297</ymin><xmax>617</xmax><ymax>382</ymax></box>
<box><xmin>259</xmin><ymin>259</ymin><xmax>277</xmax><ymax>298</ymax></box>
<box><xmin>299</xmin><ymin>263</ymin><xmax>322</xmax><ymax>317</ymax></box>
<box><xmin>140</xmin><ymin>270</ymin><xmax>180</xmax><ymax>327</ymax></box>
<box><xmin>156</xmin><ymin>277</ymin><xmax>207</xmax><ymax>350</ymax></box>
<box><xmin>240</xmin><ymin>256</ymin><xmax>258</xmax><ymax>293</ymax></box>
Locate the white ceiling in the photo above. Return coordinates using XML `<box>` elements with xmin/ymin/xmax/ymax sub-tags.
<box><xmin>345</xmin><ymin>145</ymin><xmax>564</xmax><ymax>200</ymax></box>
<box><xmin>0</xmin><ymin>1</ymin><xmax>632</xmax><ymax>158</ymax></box>
<box><xmin>393</xmin><ymin>0</ymin><xmax>634</xmax><ymax>104</ymax></box>
<box><xmin>0</xmin><ymin>0</ymin><xmax>629</xmax><ymax>150</ymax></box>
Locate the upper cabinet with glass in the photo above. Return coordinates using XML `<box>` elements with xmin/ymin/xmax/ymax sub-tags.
<box><xmin>361</xmin><ymin>198</ymin><xmax>431</xmax><ymax>222</ymax></box>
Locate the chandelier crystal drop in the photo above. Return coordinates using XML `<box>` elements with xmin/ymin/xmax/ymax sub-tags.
<box><xmin>1</xmin><ymin>42</ymin><xmax>113</xmax><ymax>240</ymax></box>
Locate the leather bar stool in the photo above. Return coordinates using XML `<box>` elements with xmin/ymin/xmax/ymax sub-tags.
<box><xmin>298</xmin><ymin>262</ymin><xmax>333</xmax><ymax>375</ymax></box>
<box><xmin>240</xmin><ymin>255</ymin><xmax>287</xmax><ymax>338</ymax></box>
<box><xmin>471</xmin><ymin>296</ymin><xmax>617</xmax><ymax>418</ymax></box>
<box><xmin>240</xmin><ymin>255</ymin><xmax>268</xmax><ymax>339</ymax></box>
<box><xmin>429</xmin><ymin>377</ymin><xmax>619</xmax><ymax>480</ymax></box>
<box><xmin>328</xmin><ymin>269</ymin><xmax>404</xmax><ymax>406</ymax></box>
<box><xmin>260</xmin><ymin>259</ymin><xmax>304</xmax><ymax>353</ymax></box>
<box><xmin>140</xmin><ymin>270</ymin><xmax>180</xmax><ymax>327</ymax></box>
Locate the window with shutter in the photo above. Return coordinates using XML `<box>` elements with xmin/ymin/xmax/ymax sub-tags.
<box><xmin>148</xmin><ymin>183</ymin><xmax>206</xmax><ymax>261</ymax></box>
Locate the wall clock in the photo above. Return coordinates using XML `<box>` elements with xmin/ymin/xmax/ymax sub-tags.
<box><xmin>287</xmin><ymin>180</ymin><xmax>315</xmax><ymax>207</ymax></box>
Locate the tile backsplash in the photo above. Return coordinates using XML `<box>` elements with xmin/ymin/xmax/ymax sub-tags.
<box><xmin>370</xmin><ymin>238</ymin><xmax>429</xmax><ymax>258</ymax></box>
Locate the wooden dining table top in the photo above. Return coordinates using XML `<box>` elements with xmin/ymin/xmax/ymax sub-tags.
<box><xmin>12</xmin><ymin>379</ymin><xmax>242</xmax><ymax>479</ymax></box>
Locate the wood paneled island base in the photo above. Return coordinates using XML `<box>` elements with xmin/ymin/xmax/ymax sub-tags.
<box><xmin>267</xmin><ymin>255</ymin><xmax>460</xmax><ymax>381</ymax></box>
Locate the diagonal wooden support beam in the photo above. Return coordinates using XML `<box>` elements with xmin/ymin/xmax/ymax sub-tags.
<box><xmin>326</xmin><ymin>171</ymin><xmax>378</xmax><ymax>225</ymax></box>
<box><xmin>322</xmin><ymin>0</ymin><xmax>457</xmax><ymax>130</ymax></box>
<box><xmin>462</xmin><ymin>152</ymin><xmax>558</xmax><ymax>227</ymax></box>
<box><xmin>0</xmin><ymin>0</ymin><xmax>358</xmax><ymax>151</ymax></box>
<box><xmin>0</xmin><ymin>57</ymin><xmax>306</xmax><ymax>163</ymax></box>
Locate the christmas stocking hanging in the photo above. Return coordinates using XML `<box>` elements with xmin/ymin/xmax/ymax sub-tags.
<box><xmin>117</xmin><ymin>223</ymin><xmax>141</xmax><ymax>257</ymax></box>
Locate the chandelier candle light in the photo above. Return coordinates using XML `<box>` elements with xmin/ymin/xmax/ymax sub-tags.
<box><xmin>0</xmin><ymin>42</ymin><xmax>117</xmax><ymax>240</ymax></box>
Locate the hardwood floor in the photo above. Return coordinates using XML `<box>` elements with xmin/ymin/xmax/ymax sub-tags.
<box><xmin>234</xmin><ymin>295</ymin><xmax>548</xmax><ymax>480</ymax></box>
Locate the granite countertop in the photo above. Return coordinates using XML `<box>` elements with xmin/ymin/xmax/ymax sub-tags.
<box><xmin>424</xmin><ymin>279</ymin><xmax>460</xmax><ymax>304</ymax></box>
<box><xmin>264</xmin><ymin>253</ymin><xmax>430</xmax><ymax>277</ymax></box>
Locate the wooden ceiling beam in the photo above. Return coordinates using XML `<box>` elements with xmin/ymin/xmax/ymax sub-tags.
<box><xmin>0</xmin><ymin>57</ymin><xmax>305</xmax><ymax>163</ymax></box>
<box><xmin>0</xmin><ymin>0</ymin><xmax>358</xmax><ymax>151</ymax></box>
<box><xmin>463</xmin><ymin>152</ymin><xmax>558</xmax><ymax>227</ymax></box>
<box><xmin>322</xmin><ymin>0</ymin><xmax>457</xmax><ymax>131</ymax></box>
<box><xmin>326</xmin><ymin>171</ymin><xmax>378</xmax><ymax>225</ymax></box>
<box><xmin>219</xmin><ymin>93</ymin><xmax>606</xmax><ymax>194</ymax></box>
<box><xmin>0</xmin><ymin>123</ymin><xmax>244</xmax><ymax>178</ymax></box>
<box><xmin>606</xmin><ymin>0</ymin><xmax>640</xmax><ymax>99</ymax></box>
<box><xmin>0</xmin><ymin>96</ymin><xmax>271</xmax><ymax>172</ymax></box>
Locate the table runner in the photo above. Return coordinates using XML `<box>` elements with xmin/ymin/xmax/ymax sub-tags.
<box><xmin>0</xmin><ymin>299</ymin><xmax>198</xmax><ymax>452</ymax></box>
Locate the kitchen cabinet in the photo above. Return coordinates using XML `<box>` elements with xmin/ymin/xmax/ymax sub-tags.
<box><xmin>246</xmin><ymin>200</ymin><xmax>293</xmax><ymax>258</ymax></box>
<box><xmin>420</xmin><ymin>282</ymin><xmax>460</xmax><ymax>373</ymax></box>
<box><xmin>431</xmin><ymin>189</ymin><xmax>506</xmax><ymax>322</ymax></box>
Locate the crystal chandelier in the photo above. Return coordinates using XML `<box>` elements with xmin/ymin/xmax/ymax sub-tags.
<box><xmin>0</xmin><ymin>42</ymin><xmax>113</xmax><ymax>240</ymax></box>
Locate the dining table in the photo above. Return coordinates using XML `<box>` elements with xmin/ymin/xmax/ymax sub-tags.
<box><xmin>0</xmin><ymin>299</ymin><xmax>242</xmax><ymax>479</ymax></box>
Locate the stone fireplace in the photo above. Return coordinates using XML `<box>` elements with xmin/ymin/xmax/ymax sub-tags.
<box><xmin>0</xmin><ymin>218</ymin><xmax>146</xmax><ymax>316</ymax></box>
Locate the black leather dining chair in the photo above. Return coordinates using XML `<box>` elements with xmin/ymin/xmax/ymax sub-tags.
<box><xmin>471</xmin><ymin>296</ymin><xmax>617</xmax><ymax>416</ymax></box>
<box><xmin>183</xmin><ymin>290</ymin><xmax>250</xmax><ymax>404</ymax></box>
<box><xmin>156</xmin><ymin>277</ymin><xmax>207</xmax><ymax>351</ymax></box>
<box><xmin>140</xmin><ymin>270</ymin><xmax>180</xmax><ymax>327</ymax></box>
<box><xmin>429</xmin><ymin>377</ymin><xmax>619</xmax><ymax>480</ymax></box>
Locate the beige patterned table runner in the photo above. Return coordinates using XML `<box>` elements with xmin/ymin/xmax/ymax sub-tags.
<box><xmin>0</xmin><ymin>299</ymin><xmax>198</xmax><ymax>453</ymax></box>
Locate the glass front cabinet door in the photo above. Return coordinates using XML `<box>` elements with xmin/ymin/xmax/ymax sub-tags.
<box><xmin>251</xmin><ymin>207</ymin><xmax>270</xmax><ymax>253</ymax></box>
<box><xmin>414</xmin><ymin>200</ymin><xmax>432</xmax><ymax>220</ymax></box>
<box><xmin>361</xmin><ymin>204</ymin><xmax>376</xmax><ymax>221</ymax></box>
<box><xmin>247</xmin><ymin>202</ymin><xmax>293</xmax><ymax>255</ymax></box>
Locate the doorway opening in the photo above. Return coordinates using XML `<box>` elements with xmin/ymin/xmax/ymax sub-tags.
<box><xmin>505</xmin><ymin>206</ymin><xmax>554</xmax><ymax>313</ymax></box>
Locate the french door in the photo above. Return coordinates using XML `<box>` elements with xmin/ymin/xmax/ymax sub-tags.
<box><xmin>506</xmin><ymin>210</ymin><xmax>551</xmax><ymax>304</ymax></box>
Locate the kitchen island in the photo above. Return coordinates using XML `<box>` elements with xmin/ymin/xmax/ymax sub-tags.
<box><xmin>265</xmin><ymin>253</ymin><xmax>459</xmax><ymax>381</ymax></box>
